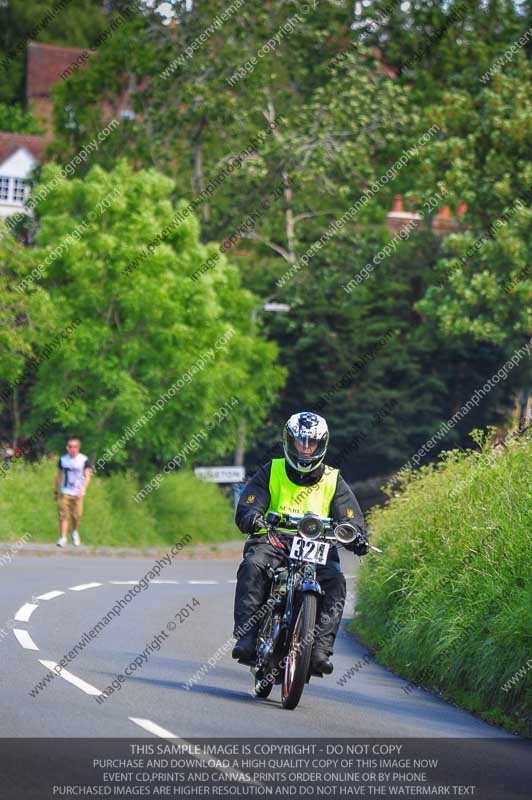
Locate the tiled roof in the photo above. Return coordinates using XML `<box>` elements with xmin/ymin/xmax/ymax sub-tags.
<box><xmin>0</xmin><ymin>132</ymin><xmax>50</xmax><ymax>165</ymax></box>
<box><xmin>26</xmin><ymin>41</ymin><xmax>94</xmax><ymax>98</ymax></box>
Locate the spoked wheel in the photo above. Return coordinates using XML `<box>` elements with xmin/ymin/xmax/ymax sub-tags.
<box><xmin>254</xmin><ymin>598</ymin><xmax>275</xmax><ymax>699</ymax></box>
<box><xmin>281</xmin><ymin>592</ymin><xmax>317</xmax><ymax>710</ymax></box>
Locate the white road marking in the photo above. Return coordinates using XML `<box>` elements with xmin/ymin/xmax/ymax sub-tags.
<box><xmin>13</xmin><ymin>629</ymin><xmax>39</xmax><ymax>650</ymax></box>
<box><xmin>129</xmin><ymin>717</ymin><xmax>177</xmax><ymax>740</ymax></box>
<box><xmin>39</xmin><ymin>660</ymin><xmax>102</xmax><ymax>696</ymax></box>
<box><xmin>14</xmin><ymin>603</ymin><xmax>38</xmax><ymax>622</ymax></box>
<box><xmin>187</xmin><ymin>580</ymin><xmax>217</xmax><ymax>584</ymax></box>
<box><xmin>69</xmin><ymin>583</ymin><xmax>102</xmax><ymax>591</ymax></box>
<box><xmin>127</xmin><ymin>727</ymin><xmax>264</xmax><ymax>788</ymax></box>
<box><xmin>151</xmin><ymin>580</ymin><xmax>179</xmax><ymax>584</ymax></box>
<box><xmin>226</xmin><ymin>579</ymin><xmax>237</xmax><ymax>583</ymax></box>
<box><xmin>345</xmin><ymin>574</ymin><xmax>355</xmax><ymax>579</ymax></box>
<box><xmin>109</xmin><ymin>581</ymin><xmax>139</xmax><ymax>585</ymax></box>
<box><xmin>36</xmin><ymin>590</ymin><xmax>64</xmax><ymax>600</ymax></box>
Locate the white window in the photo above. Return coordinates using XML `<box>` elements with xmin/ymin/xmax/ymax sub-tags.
<box><xmin>0</xmin><ymin>176</ymin><xmax>9</xmax><ymax>201</ymax></box>
<box><xmin>12</xmin><ymin>178</ymin><xmax>29</xmax><ymax>203</ymax></box>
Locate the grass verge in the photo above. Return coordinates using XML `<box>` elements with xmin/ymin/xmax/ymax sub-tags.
<box><xmin>350</xmin><ymin>429</ymin><xmax>532</xmax><ymax>738</ymax></box>
<box><xmin>0</xmin><ymin>460</ymin><xmax>240</xmax><ymax>547</ymax></box>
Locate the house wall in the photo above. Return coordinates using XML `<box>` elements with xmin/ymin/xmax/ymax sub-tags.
<box><xmin>0</xmin><ymin>149</ymin><xmax>37</xmax><ymax>218</ymax></box>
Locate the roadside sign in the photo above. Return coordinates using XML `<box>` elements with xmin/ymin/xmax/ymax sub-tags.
<box><xmin>195</xmin><ymin>466</ymin><xmax>246</xmax><ymax>483</ymax></box>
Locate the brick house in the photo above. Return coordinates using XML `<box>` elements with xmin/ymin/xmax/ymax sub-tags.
<box><xmin>386</xmin><ymin>195</ymin><xmax>467</xmax><ymax>235</ymax></box>
<box><xmin>0</xmin><ymin>41</ymin><xmax>133</xmax><ymax>220</ymax></box>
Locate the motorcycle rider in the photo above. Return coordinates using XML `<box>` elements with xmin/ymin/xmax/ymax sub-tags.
<box><xmin>232</xmin><ymin>411</ymin><xmax>369</xmax><ymax>676</ymax></box>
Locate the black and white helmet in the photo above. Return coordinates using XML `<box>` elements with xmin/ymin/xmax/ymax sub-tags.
<box><xmin>283</xmin><ymin>411</ymin><xmax>329</xmax><ymax>474</ymax></box>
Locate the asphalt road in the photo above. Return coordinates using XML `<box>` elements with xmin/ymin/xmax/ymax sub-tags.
<box><xmin>0</xmin><ymin>547</ymin><xmax>524</xmax><ymax>741</ymax></box>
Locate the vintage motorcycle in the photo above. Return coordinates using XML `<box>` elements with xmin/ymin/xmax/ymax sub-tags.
<box><xmin>250</xmin><ymin>511</ymin><xmax>380</xmax><ymax>710</ymax></box>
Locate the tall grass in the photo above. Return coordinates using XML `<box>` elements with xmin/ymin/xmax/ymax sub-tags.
<box><xmin>351</xmin><ymin>430</ymin><xmax>532</xmax><ymax>737</ymax></box>
<box><xmin>0</xmin><ymin>460</ymin><xmax>238</xmax><ymax>547</ymax></box>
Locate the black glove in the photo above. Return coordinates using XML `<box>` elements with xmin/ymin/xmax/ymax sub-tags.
<box><xmin>352</xmin><ymin>533</ymin><xmax>370</xmax><ymax>556</ymax></box>
<box><xmin>249</xmin><ymin>513</ymin><xmax>266</xmax><ymax>533</ymax></box>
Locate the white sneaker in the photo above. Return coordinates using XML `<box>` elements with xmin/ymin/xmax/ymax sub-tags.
<box><xmin>71</xmin><ymin>531</ymin><xmax>81</xmax><ymax>546</ymax></box>
<box><xmin>57</xmin><ymin>535</ymin><xmax>67</xmax><ymax>547</ymax></box>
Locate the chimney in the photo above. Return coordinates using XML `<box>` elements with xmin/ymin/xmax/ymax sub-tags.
<box><xmin>391</xmin><ymin>195</ymin><xmax>403</xmax><ymax>213</ymax></box>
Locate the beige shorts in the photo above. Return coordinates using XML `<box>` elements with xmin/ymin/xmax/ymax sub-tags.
<box><xmin>59</xmin><ymin>494</ymin><xmax>83</xmax><ymax>526</ymax></box>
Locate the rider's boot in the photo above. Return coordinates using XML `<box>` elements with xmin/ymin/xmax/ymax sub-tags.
<box><xmin>311</xmin><ymin>648</ymin><xmax>334</xmax><ymax>676</ymax></box>
<box><xmin>231</xmin><ymin>630</ymin><xmax>257</xmax><ymax>664</ymax></box>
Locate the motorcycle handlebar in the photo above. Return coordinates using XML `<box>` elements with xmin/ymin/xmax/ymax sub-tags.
<box><xmin>256</xmin><ymin>515</ymin><xmax>382</xmax><ymax>553</ymax></box>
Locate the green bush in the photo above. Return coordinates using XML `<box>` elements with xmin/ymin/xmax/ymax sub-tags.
<box><xmin>0</xmin><ymin>460</ymin><xmax>238</xmax><ymax>546</ymax></box>
<box><xmin>351</xmin><ymin>431</ymin><xmax>532</xmax><ymax>737</ymax></box>
<box><xmin>145</xmin><ymin>469</ymin><xmax>238</xmax><ymax>544</ymax></box>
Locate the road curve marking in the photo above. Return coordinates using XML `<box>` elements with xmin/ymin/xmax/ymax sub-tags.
<box><xmin>14</xmin><ymin>603</ymin><xmax>38</xmax><ymax>622</ymax></box>
<box><xmin>187</xmin><ymin>580</ymin><xmax>218</xmax><ymax>584</ymax></box>
<box><xmin>39</xmin><ymin>660</ymin><xmax>102</xmax><ymax>696</ymax></box>
<box><xmin>13</xmin><ymin>629</ymin><xmax>39</xmax><ymax>650</ymax></box>
<box><xmin>36</xmin><ymin>590</ymin><xmax>64</xmax><ymax>600</ymax></box>
<box><xmin>69</xmin><ymin>583</ymin><xmax>102</xmax><ymax>591</ymax></box>
<box><xmin>129</xmin><ymin>717</ymin><xmax>177</xmax><ymax>739</ymax></box>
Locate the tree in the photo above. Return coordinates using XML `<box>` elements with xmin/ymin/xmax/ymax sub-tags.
<box><xmin>415</xmin><ymin>65</ymin><xmax>532</xmax><ymax>349</ymax></box>
<box><xmin>0</xmin><ymin>103</ymin><xmax>46</xmax><ymax>134</ymax></box>
<box><xmin>0</xmin><ymin>222</ymin><xmax>56</xmax><ymax>447</ymax></box>
<box><xmin>0</xmin><ymin>161</ymin><xmax>284</xmax><ymax>471</ymax></box>
<box><xmin>248</xmin><ymin>227</ymin><xmax>516</xmax><ymax>482</ymax></box>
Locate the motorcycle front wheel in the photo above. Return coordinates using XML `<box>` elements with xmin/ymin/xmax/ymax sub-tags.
<box><xmin>281</xmin><ymin>592</ymin><xmax>317</xmax><ymax>710</ymax></box>
<box><xmin>254</xmin><ymin>597</ymin><xmax>276</xmax><ymax>699</ymax></box>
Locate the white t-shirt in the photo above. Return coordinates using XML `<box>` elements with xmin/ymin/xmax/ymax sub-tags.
<box><xmin>58</xmin><ymin>453</ymin><xmax>91</xmax><ymax>496</ymax></box>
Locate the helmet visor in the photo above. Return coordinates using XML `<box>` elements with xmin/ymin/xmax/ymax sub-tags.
<box><xmin>284</xmin><ymin>428</ymin><xmax>328</xmax><ymax>471</ymax></box>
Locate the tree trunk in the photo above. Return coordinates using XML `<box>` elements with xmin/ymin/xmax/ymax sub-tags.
<box><xmin>234</xmin><ymin>419</ymin><xmax>246</xmax><ymax>466</ymax></box>
<box><xmin>517</xmin><ymin>387</ymin><xmax>531</xmax><ymax>432</ymax></box>
<box><xmin>12</xmin><ymin>387</ymin><xmax>20</xmax><ymax>448</ymax></box>
<box><xmin>283</xmin><ymin>169</ymin><xmax>296</xmax><ymax>264</ymax></box>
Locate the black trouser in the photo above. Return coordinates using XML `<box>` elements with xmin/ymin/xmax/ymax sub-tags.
<box><xmin>233</xmin><ymin>536</ymin><xmax>347</xmax><ymax>655</ymax></box>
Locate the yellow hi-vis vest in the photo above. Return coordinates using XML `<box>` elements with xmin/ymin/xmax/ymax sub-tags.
<box><xmin>258</xmin><ymin>458</ymin><xmax>339</xmax><ymax>533</ymax></box>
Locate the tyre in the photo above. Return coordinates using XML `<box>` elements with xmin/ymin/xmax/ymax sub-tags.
<box><xmin>281</xmin><ymin>592</ymin><xmax>317</xmax><ymax>710</ymax></box>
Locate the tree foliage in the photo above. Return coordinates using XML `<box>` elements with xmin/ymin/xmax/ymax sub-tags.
<box><xmin>2</xmin><ymin>0</ymin><xmax>530</xmax><ymax>481</ymax></box>
<box><xmin>0</xmin><ymin>161</ymin><xmax>284</xmax><ymax>471</ymax></box>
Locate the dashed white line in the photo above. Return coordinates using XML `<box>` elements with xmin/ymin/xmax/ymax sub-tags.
<box><xmin>226</xmin><ymin>579</ymin><xmax>237</xmax><ymax>583</ymax></box>
<box><xmin>14</xmin><ymin>603</ymin><xmax>38</xmax><ymax>622</ymax></box>
<box><xmin>69</xmin><ymin>583</ymin><xmax>102</xmax><ymax>592</ymax></box>
<box><xmin>39</xmin><ymin>660</ymin><xmax>102</xmax><ymax>696</ymax></box>
<box><xmin>129</xmin><ymin>717</ymin><xmax>177</xmax><ymax>739</ymax></box>
<box><xmin>151</xmin><ymin>580</ymin><xmax>179</xmax><ymax>584</ymax></box>
<box><xmin>187</xmin><ymin>580</ymin><xmax>217</xmax><ymax>584</ymax></box>
<box><xmin>109</xmin><ymin>581</ymin><xmax>139</xmax><ymax>585</ymax></box>
<box><xmin>13</xmin><ymin>629</ymin><xmax>39</xmax><ymax>650</ymax></box>
<box><xmin>126</xmin><ymin>725</ymin><xmax>263</xmax><ymax>787</ymax></box>
<box><xmin>36</xmin><ymin>590</ymin><xmax>64</xmax><ymax>600</ymax></box>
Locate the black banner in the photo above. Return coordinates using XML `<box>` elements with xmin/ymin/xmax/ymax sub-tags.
<box><xmin>1</xmin><ymin>738</ymin><xmax>531</xmax><ymax>799</ymax></box>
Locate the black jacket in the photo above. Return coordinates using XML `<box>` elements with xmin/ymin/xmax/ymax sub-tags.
<box><xmin>235</xmin><ymin>459</ymin><xmax>367</xmax><ymax>547</ymax></box>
